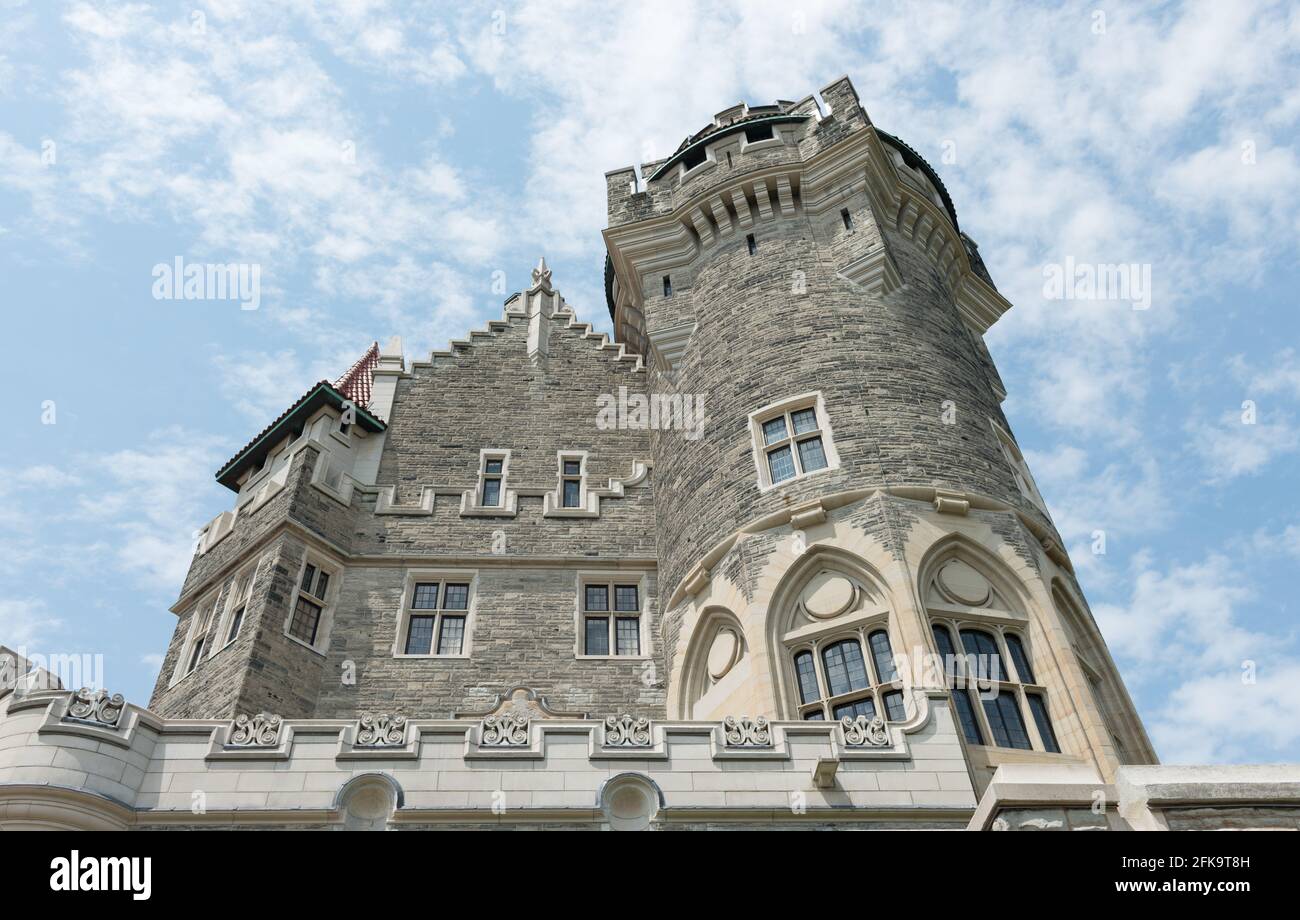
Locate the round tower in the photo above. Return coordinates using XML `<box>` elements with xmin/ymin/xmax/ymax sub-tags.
<box><xmin>603</xmin><ymin>76</ymin><xmax>1155</xmax><ymax>788</ymax></box>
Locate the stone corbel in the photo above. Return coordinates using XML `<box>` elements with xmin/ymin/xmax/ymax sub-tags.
<box><xmin>933</xmin><ymin>488</ymin><xmax>971</xmax><ymax>515</ymax></box>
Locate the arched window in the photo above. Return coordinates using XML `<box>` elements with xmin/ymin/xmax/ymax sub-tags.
<box><xmin>790</xmin><ymin>629</ymin><xmax>903</xmax><ymax>722</ymax></box>
<box><xmin>931</xmin><ymin>624</ymin><xmax>984</xmax><ymax>745</ymax></box>
<box><xmin>931</xmin><ymin>621</ymin><xmax>1060</xmax><ymax>753</ymax></box>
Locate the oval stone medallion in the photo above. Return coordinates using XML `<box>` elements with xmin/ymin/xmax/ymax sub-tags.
<box><xmin>802</xmin><ymin>572</ymin><xmax>857</xmax><ymax>620</ymax></box>
<box><xmin>937</xmin><ymin>559</ymin><xmax>991</xmax><ymax>607</ymax></box>
<box><xmin>707</xmin><ymin>629</ymin><xmax>740</xmax><ymax>680</ymax></box>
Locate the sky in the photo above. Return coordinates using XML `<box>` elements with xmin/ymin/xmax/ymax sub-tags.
<box><xmin>1</xmin><ymin>0</ymin><xmax>1297</xmax><ymax>765</ymax></box>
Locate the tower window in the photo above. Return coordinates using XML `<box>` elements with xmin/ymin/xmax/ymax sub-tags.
<box><xmin>749</xmin><ymin>394</ymin><xmax>840</xmax><ymax>490</ymax></box>
<box><xmin>744</xmin><ymin>123</ymin><xmax>774</xmax><ymax>144</ymax></box>
<box><xmin>397</xmin><ymin>574</ymin><xmax>474</xmax><ymax>657</ymax></box>
<box><xmin>681</xmin><ymin>145</ymin><xmax>707</xmax><ymax>171</ymax></box>
<box><xmin>930</xmin><ymin>618</ymin><xmax>1060</xmax><ymax>753</ymax></box>
<box><xmin>746</xmin><ymin>233</ymin><xmax>757</xmax><ymax>255</ymax></box>
<box><xmin>787</xmin><ymin>621</ymin><xmax>903</xmax><ymax>721</ymax></box>
<box><xmin>663</xmin><ymin>275</ymin><xmax>673</xmax><ymax>297</ymax></box>
<box><xmin>841</xmin><ymin>208</ymin><xmax>853</xmax><ymax>231</ymax></box>
<box><xmin>579</xmin><ymin>576</ymin><xmax>645</xmax><ymax>657</ymax></box>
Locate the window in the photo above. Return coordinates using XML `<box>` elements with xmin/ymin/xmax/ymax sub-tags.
<box><xmin>663</xmin><ymin>275</ymin><xmax>673</xmax><ymax>297</ymax></box>
<box><xmin>931</xmin><ymin>619</ymin><xmax>1060</xmax><ymax>753</ymax></box>
<box><xmin>554</xmin><ymin>452</ymin><xmax>586</xmax><ymax>511</ymax></box>
<box><xmin>991</xmin><ymin>420</ymin><xmax>1049</xmax><ymax>513</ymax></box>
<box><xmin>750</xmin><ymin>394</ymin><xmax>839</xmax><ymax>489</ymax></box>
<box><xmin>174</xmin><ymin>595</ymin><xmax>218</xmax><ymax>683</ymax></box>
<box><xmin>789</xmin><ymin>626</ymin><xmax>903</xmax><ymax>721</ymax></box>
<box><xmin>746</xmin><ymin>233</ymin><xmax>757</xmax><ymax>255</ymax></box>
<box><xmin>1027</xmin><ymin>693</ymin><xmax>1060</xmax><ymax>753</ymax></box>
<box><xmin>286</xmin><ymin>558</ymin><xmax>336</xmax><ymax>650</ymax></box>
<box><xmin>932</xmin><ymin>624</ymin><xmax>984</xmax><ymax>745</ymax></box>
<box><xmin>396</xmin><ymin>575</ymin><xmax>473</xmax><ymax>657</ymax></box>
<box><xmin>580</xmin><ymin>577</ymin><xmax>645</xmax><ymax>657</ymax></box>
<box><xmin>480</xmin><ymin>456</ymin><xmax>504</xmax><ymax>506</ymax></box>
<box><xmin>221</xmin><ymin>563</ymin><xmax>257</xmax><ymax>646</ymax></box>
<box><xmin>841</xmin><ymin>207</ymin><xmax>853</xmax><ymax>230</ymax></box>
<box><xmin>681</xmin><ymin>145</ymin><xmax>706</xmax><ymax>171</ymax></box>
<box><xmin>744</xmin><ymin>123</ymin><xmax>774</xmax><ymax>144</ymax></box>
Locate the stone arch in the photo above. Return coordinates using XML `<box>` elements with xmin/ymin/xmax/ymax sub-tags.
<box><xmin>678</xmin><ymin>605</ymin><xmax>748</xmax><ymax>720</ymax></box>
<box><xmin>1050</xmin><ymin>578</ymin><xmax>1156</xmax><ymax>765</ymax></box>
<box><xmin>336</xmin><ymin>772</ymin><xmax>403</xmax><ymax>831</ymax></box>
<box><xmin>763</xmin><ymin>545</ymin><xmax>896</xmax><ymax>720</ymax></box>
<box><xmin>914</xmin><ymin>532</ymin><xmax>1037</xmax><ymax>619</ymax></box>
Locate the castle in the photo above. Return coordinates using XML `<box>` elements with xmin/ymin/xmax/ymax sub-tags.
<box><xmin>1</xmin><ymin>76</ymin><xmax>1294</xmax><ymax>831</ymax></box>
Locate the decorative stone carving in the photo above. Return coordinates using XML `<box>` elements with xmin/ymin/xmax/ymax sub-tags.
<box><xmin>357</xmin><ymin>713</ymin><xmax>406</xmax><ymax>746</ymax></box>
<box><xmin>723</xmin><ymin>715</ymin><xmax>771</xmax><ymax>747</ymax></box>
<box><xmin>65</xmin><ymin>688</ymin><xmax>125</xmax><ymax>727</ymax></box>
<box><xmin>481</xmin><ymin>712</ymin><xmax>530</xmax><ymax>746</ymax></box>
<box><xmin>841</xmin><ymin>714</ymin><xmax>890</xmax><ymax>747</ymax></box>
<box><xmin>936</xmin><ymin>559</ymin><xmax>991</xmax><ymax>606</ymax></box>
<box><xmin>604</xmin><ymin>714</ymin><xmax>651</xmax><ymax>747</ymax></box>
<box><xmin>706</xmin><ymin>628</ymin><xmax>740</xmax><ymax>681</ymax></box>
<box><xmin>229</xmin><ymin>712</ymin><xmax>283</xmax><ymax>747</ymax></box>
<box><xmin>456</xmin><ymin>685</ymin><xmax>586</xmax><ymax>721</ymax></box>
<box><xmin>801</xmin><ymin>572</ymin><xmax>857</xmax><ymax>620</ymax></box>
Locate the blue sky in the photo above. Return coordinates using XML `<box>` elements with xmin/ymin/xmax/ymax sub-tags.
<box><xmin>1</xmin><ymin>0</ymin><xmax>1297</xmax><ymax>764</ymax></box>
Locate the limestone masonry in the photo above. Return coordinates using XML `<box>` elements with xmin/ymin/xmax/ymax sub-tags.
<box><xmin>3</xmin><ymin>76</ymin><xmax>1296</xmax><ymax>830</ymax></box>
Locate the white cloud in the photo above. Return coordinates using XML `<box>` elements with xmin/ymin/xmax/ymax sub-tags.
<box><xmin>0</xmin><ymin>598</ymin><xmax>59</xmax><ymax>649</ymax></box>
<box><xmin>1186</xmin><ymin>409</ymin><xmax>1299</xmax><ymax>482</ymax></box>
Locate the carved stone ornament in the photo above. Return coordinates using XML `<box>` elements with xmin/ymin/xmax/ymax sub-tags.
<box><xmin>481</xmin><ymin>712</ymin><xmax>530</xmax><ymax>746</ymax></box>
<box><xmin>723</xmin><ymin>715</ymin><xmax>771</xmax><ymax>747</ymax></box>
<box><xmin>357</xmin><ymin>712</ymin><xmax>406</xmax><ymax>746</ymax></box>
<box><xmin>66</xmin><ymin>688</ymin><xmax>125</xmax><ymax>727</ymax></box>
<box><xmin>841</xmin><ymin>714</ymin><xmax>890</xmax><ymax>747</ymax></box>
<box><xmin>604</xmin><ymin>714</ymin><xmax>651</xmax><ymax>747</ymax></box>
<box><xmin>229</xmin><ymin>712</ymin><xmax>283</xmax><ymax>747</ymax></box>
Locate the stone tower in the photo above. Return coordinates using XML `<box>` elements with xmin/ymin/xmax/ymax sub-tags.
<box><xmin>603</xmin><ymin>75</ymin><xmax>1155</xmax><ymax>786</ymax></box>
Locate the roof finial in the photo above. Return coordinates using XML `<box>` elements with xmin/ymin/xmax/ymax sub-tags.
<box><xmin>531</xmin><ymin>256</ymin><xmax>553</xmax><ymax>292</ymax></box>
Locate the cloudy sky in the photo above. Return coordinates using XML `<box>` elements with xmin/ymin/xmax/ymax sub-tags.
<box><xmin>1</xmin><ymin>0</ymin><xmax>1297</xmax><ymax>764</ymax></box>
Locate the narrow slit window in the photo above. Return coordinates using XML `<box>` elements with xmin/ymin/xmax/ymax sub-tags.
<box><xmin>841</xmin><ymin>207</ymin><xmax>853</xmax><ymax>230</ymax></box>
<box><xmin>663</xmin><ymin>275</ymin><xmax>673</xmax><ymax>297</ymax></box>
<box><xmin>746</xmin><ymin>233</ymin><xmax>757</xmax><ymax>255</ymax></box>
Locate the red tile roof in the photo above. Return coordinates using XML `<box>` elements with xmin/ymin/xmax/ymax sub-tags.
<box><xmin>334</xmin><ymin>341</ymin><xmax>379</xmax><ymax>409</ymax></box>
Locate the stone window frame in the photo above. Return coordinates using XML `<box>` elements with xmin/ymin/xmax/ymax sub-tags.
<box><xmin>782</xmin><ymin>612</ymin><xmax>906</xmax><ymax>722</ymax></box>
<box><xmin>169</xmin><ymin>587</ymin><xmax>223</xmax><ymax>687</ymax></box>
<box><xmin>461</xmin><ymin>449</ymin><xmax>517</xmax><ymax>517</ymax></box>
<box><xmin>990</xmin><ymin>419</ymin><xmax>1049</xmax><ymax>515</ymax></box>
<box><xmin>392</xmin><ymin>569</ymin><xmax>478</xmax><ymax>660</ymax></box>
<box><xmin>929</xmin><ymin>616</ymin><xmax>1060</xmax><ymax>754</ymax></box>
<box><xmin>543</xmin><ymin>450</ymin><xmax>595</xmax><ymax>517</ymax></box>
<box><xmin>283</xmin><ymin>553</ymin><xmax>340</xmax><ymax>656</ymax></box>
<box><xmin>213</xmin><ymin>557</ymin><xmax>262</xmax><ymax>654</ymax></box>
<box><xmin>748</xmin><ymin>392</ymin><xmax>841</xmax><ymax>492</ymax></box>
<box><xmin>574</xmin><ymin>571</ymin><xmax>650</xmax><ymax>661</ymax></box>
